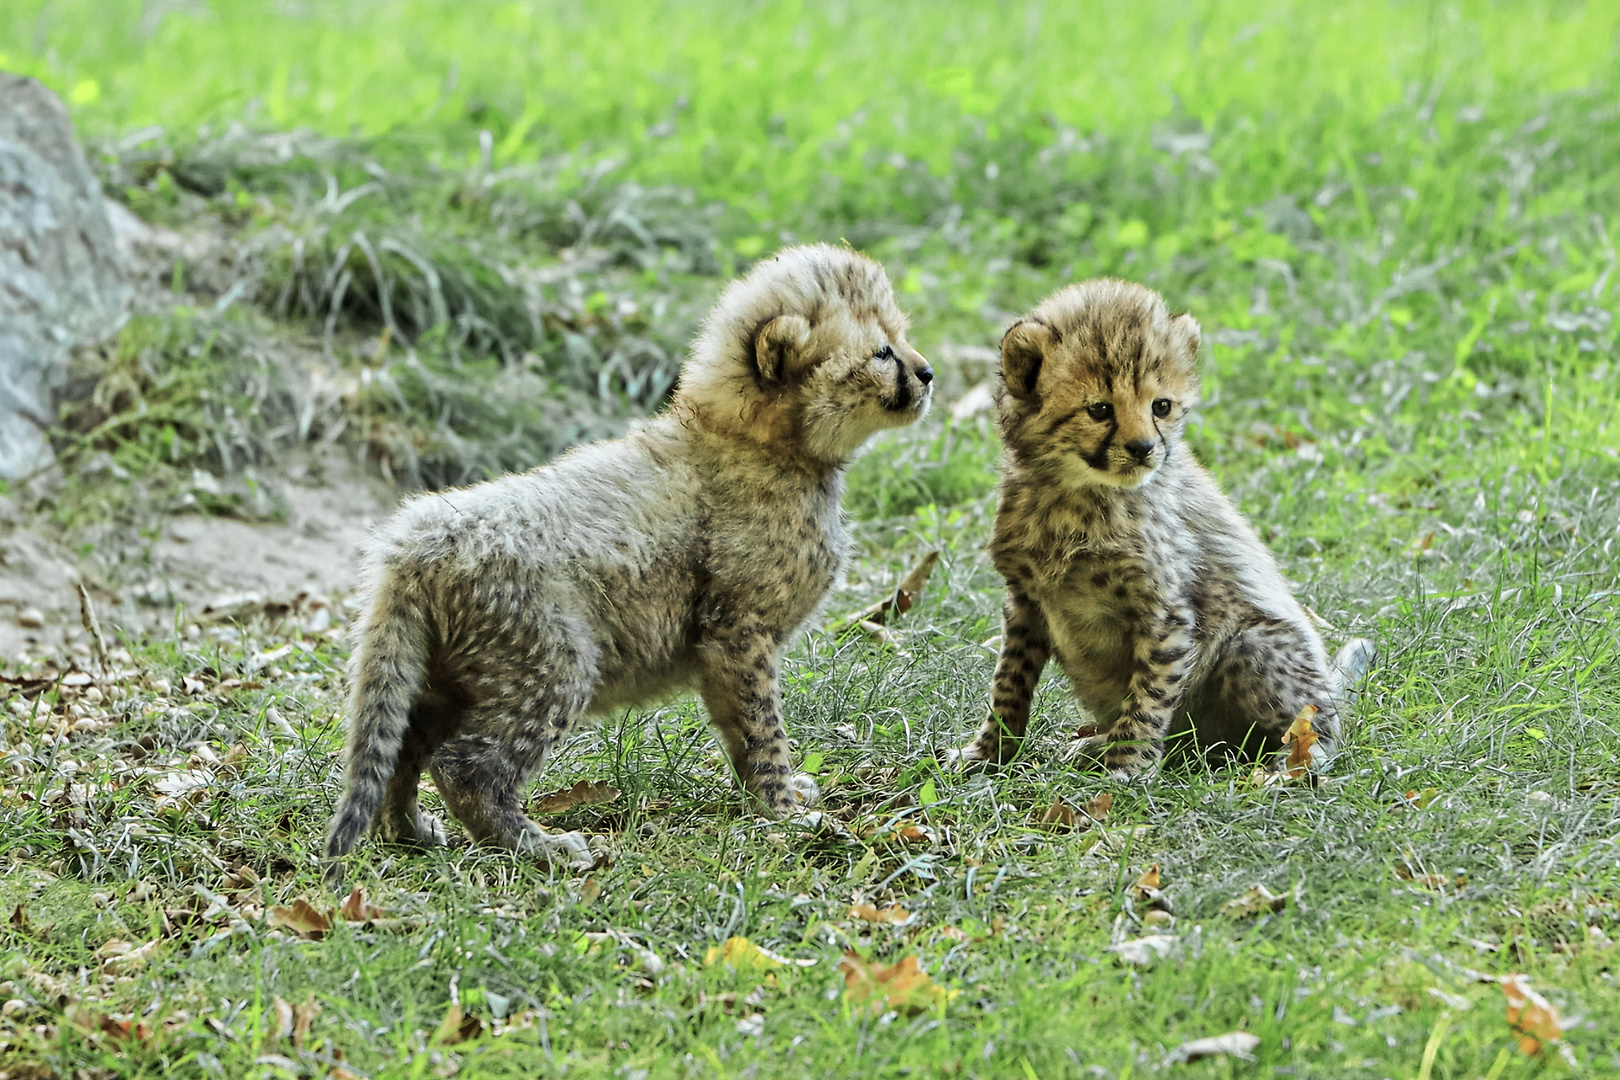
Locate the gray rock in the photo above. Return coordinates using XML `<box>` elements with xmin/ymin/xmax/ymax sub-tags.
<box><xmin>0</xmin><ymin>73</ymin><xmax>128</xmax><ymax>478</ymax></box>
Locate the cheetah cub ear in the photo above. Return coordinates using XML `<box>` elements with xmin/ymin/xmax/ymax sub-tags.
<box><xmin>1169</xmin><ymin>312</ymin><xmax>1201</xmax><ymax>370</ymax></box>
<box><xmin>753</xmin><ymin>314</ymin><xmax>814</xmax><ymax>383</ymax></box>
<box><xmin>1000</xmin><ymin>320</ymin><xmax>1056</xmax><ymax>400</ymax></box>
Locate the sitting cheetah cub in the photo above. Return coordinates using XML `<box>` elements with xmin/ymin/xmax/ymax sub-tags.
<box><xmin>324</xmin><ymin>245</ymin><xmax>933</xmax><ymax>882</ymax></box>
<box><xmin>952</xmin><ymin>279</ymin><xmax>1371</xmax><ymax>778</ymax></box>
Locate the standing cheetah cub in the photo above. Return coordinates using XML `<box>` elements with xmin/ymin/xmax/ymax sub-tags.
<box><xmin>952</xmin><ymin>279</ymin><xmax>1371</xmax><ymax>778</ymax></box>
<box><xmin>324</xmin><ymin>245</ymin><xmax>933</xmax><ymax>882</ymax></box>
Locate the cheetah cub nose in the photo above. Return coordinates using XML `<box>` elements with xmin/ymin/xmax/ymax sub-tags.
<box><xmin>1124</xmin><ymin>438</ymin><xmax>1154</xmax><ymax>461</ymax></box>
<box><xmin>916</xmin><ymin>365</ymin><xmax>934</xmax><ymax>385</ymax></box>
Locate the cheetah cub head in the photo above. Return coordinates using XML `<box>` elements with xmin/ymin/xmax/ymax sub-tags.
<box><xmin>997</xmin><ymin>279</ymin><xmax>1200</xmax><ymax>490</ymax></box>
<box><xmin>675</xmin><ymin>244</ymin><xmax>933</xmax><ymax>464</ymax></box>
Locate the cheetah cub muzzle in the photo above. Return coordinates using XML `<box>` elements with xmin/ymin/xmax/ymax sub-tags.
<box><xmin>324</xmin><ymin>244</ymin><xmax>933</xmax><ymax>884</ymax></box>
<box><xmin>951</xmin><ymin>279</ymin><xmax>1372</xmax><ymax>779</ymax></box>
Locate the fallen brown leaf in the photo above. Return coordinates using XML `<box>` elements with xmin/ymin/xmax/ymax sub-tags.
<box><xmin>1393</xmin><ymin>858</ymin><xmax>1463</xmax><ymax>891</ymax></box>
<box><xmin>890</xmin><ymin>550</ymin><xmax>940</xmax><ymax>618</ymax></box>
<box><xmin>1500</xmin><ymin>974</ymin><xmax>1565</xmax><ymax>1054</ymax></box>
<box><xmin>843</xmin><ymin>551</ymin><xmax>941</xmax><ymax>629</ymax></box>
<box><xmin>431</xmin><ymin>1002</ymin><xmax>482</xmax><ymax>1047</ymax></box>
<box><xmin>704</xmin><ymin>936</ymin><xmax>817</xmax><ymax>970</ymax></box>
<box><xmin>531</xmin><ymin>779</ymin><xmax>622</xmax><ymax>815</ymax></box>
<box><xmin>88</xmin><ymin>1014</ymin><xmax>153</xmax><ymax>1044</ymax></box>
<box><xmin>1036</xmin><ymin>795</ymin><xmax>1077</xmax><ymax>832</ymax></box>
<box><xmin>848</xmin><ymin>903</ymin><xmax>913</xmax><ymax>926</ymax></box>
<box><xmin>291</xmin><ymin>994</ymin><xmax>320</xmax><ymax>1048</ymax></box>
<box><xmin>1282</xmin><ymin>704</ymin><xmax>1319</xmax><ymax>777</ymax></box>
<box><xmin>267</xmin><ymin>899</ymin><xmax>332</xmax><ymax>941</ymax></box>
<box><xmin>338</xmin><ymin>886</ymin><xmax>383</xmax><ymax>923</ymax></box>
<box><xmin>1084</xmin><ymin>792</ymin><xmax>1113</xmax><ymax>823</ymax></box>
<box><xmin>270</xmin><ymin>996</ymin><xmax>294</xmax><ymax>1042</ymax></box>
<box><xmin>1130</xmin><ymin>864</ymin><xmax>1163</xmax><ymax>900</ymax></box>
<box><xmin>863</xmin><ymin>819</ymin><xmax>935</xmax><ymax>846</ymax></box>
<box><xmin>1222</xmin><ymin>884</ymin><xmax>1290</xmax><ymax>919</ymax></box>
<box><xmin>839</xmin><ymin>953</ymin><xmax>956</xmax><ymax>1016</ymax></box>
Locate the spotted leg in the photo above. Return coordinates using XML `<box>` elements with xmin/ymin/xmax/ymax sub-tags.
<box><xmin>950</xmin><ymin>589</ymin><xmax>1051</xmax><ymax>769</ymax></box>
<box><xmin>1099</xmin><ymin>601</ymin><xmax>1195</xmax><ymax>779</ymax></box>
<box><xmin>700</xmin><ymin>619</ymin><xmax>818</xmax><ymax>818</ymax></box>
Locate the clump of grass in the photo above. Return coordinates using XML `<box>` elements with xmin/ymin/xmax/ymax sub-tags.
<box><xmin>49</xmin><ymin>309</ymin><xmax>312</xmax><ymax>521</ymax></box>
<box><xmin>100</xmin><ymin>128</ymin><xmax>731</xmax><ymax>403</ymax></box>
<box><xmin>343</xmin><ymin>347</ymin><xmax>623</xmax><ymax>490</ymax></box>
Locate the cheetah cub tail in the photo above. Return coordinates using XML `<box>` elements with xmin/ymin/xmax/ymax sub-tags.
<box><xmin>1329</xmin><ymin>637</ymin><xmax>1377</xmax><ymax>707</ymax></box>
<box><xmin>321</xmin><ymin>579</ymin><xmax>431</xmax><ymax>886</ymax></box>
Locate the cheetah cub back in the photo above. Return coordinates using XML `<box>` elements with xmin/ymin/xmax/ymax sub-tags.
<box><xmin>323</xmin><ymin>244</ymin><xmax>933</xmax><ymax>884</ymax></box>
<box><xmin>953</xmin><ymin>279</ymin><xmax>1371</xmax><ymax>778</ymax></box>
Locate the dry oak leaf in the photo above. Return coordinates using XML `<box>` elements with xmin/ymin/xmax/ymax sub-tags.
<box><xmin>531</xmin><ymin>779</ymin><xmax>621</xmax><ymax>816</ymax></box>
<box><xmin>1282</xmin><ymin>704</ymin><xmax>1319</xmax><ymax>777</ymax></box>
<box><xmin>1499</xmin><ymin>975</ymin><xmax>1565</xmax><ymax>1055</ymax></box>
<box><xmin>1222</xmin><ymin>884</ymin><xmax>1291</xmax><ymax>920</ymax></box>
<box><xmin>268</xmin><ymin>994</ymin><xmax>322</xmax><ymax>1049</ymax></box>
<box><xmin>1130</xmin><ymin>864</ymin><xmax>1163</xmax><ymax>899</ymax></box>
<box><xmin>842</xmin><ymin>551</ymin><xmax>941</xmax><ymax>629</ymax></box>
<box><xmin>704</xmin><ymin>936</ymin><xmax>817</xmax><ymax>971</ymax></box>
<box><xmin>890</xmin><ymin>550</ymin><xmax>940</xmax><ymax>618</ymax></box>
<box><xmin>1036</xmin><ymin>796</ymin><xmax>1077</xmax><ymax>832</ymax></box>
<box><xmin>267</xmin><ymin>899</ymin><xmax>332</xmax><ymax>941</ymax></box>
<box><xmin>338</xmin><ymin>886</ymin><xmax>384</xmax><ymax>923</ymax></box>
<box><xmin>431</xmin><ymin>1002</ymin><xmax>483</xmax><ymax>1047</ymax></box>
<box><xmin>864</xmin><ymin>819</ymin><xmax>934</xmax><ymax>846</ymax></box>
<box><xmin>839</xmin><ymin>953</ymin><xmax>957</xmax><ymax>1016</ymax></box>
<box><xmin>1166</xmin><ymin>1031</ymin><xmax>1261</xmax><ymax>1065</ymax></box>
<box><xmin>848</xmin><ymin>903</ymin><xmax>914</xmax><ymax>926</ymax></box>
<box><xmin>79</xmin><ymin>1013</ymin><xmax>154</xmax><ymax>1045</ymax></box>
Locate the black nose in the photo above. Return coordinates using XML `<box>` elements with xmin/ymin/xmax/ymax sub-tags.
<box><xmin>916</xmin><ymin>365</ymin><xmax>933</xmax><ymax>386</ymax></box>
<box><xmin>1124</xmin><ymin>438</ymin><xmax>1155</xmax><ymax>461</ymax></box>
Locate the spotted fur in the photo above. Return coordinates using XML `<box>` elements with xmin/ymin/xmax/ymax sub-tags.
<box><xmin>951</xmin><ymin>279</ymin><xmax>1371</xmax><ymax>778</ymax></box>
<box><xmin>323</xmin><ymin>245</ymin><xmax>933</xmax><ymax>883</ymax></box>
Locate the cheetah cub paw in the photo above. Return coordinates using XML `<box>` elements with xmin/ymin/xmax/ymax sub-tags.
<box><xmin>785</xmin><ymin>772</ymin><xmax>821</xmax><ymax>811</ymax></box>
<box><xmin>778</xmin><ymin>772</ymin><xmax>826</xmax><ymax>828</ymax></box>
<box><xmin>376</xmin><ymin>809</ymin><xmax>450</xmax><ymax>849</ymax></box>
<box><xmin>943</xmin><ymin>733</ymin><xmax>1017</xmax><ymax>772</ymax></box>
<box><xmin>515</xmin><ymin>827</ymin><xmax>598</xmax><ymax>871</ymax></box>
<box><xmin>411</xmin><ymin>812</ymin><xmax>450</xmax><ymax>848</ymax></box>
<box><xmin>1066</xmin><ymin>734</ymin><xmax>1160</xmax><ymax>783</ymax></box>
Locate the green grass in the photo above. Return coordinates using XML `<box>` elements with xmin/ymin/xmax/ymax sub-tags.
<box><xmin>2</xmin><ymin>1</ymin><xmax>1619</xmax><ymax>1077</ymax></box>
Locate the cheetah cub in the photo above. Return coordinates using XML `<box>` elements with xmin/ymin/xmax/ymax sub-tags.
<box><xmin>324</xmin><ymin>245</ymin><xmax>933</xmax><ymax>882</ymax></box>
<box><xmin>952</xmin><ymin>279</ymin><xmax>1371</xmax><ymax>779</ymax></box>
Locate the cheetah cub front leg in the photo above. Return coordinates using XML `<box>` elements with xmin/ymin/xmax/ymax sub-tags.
<box><xmin>948</xmin><ymin>590</ymin><xmax>1050</xmax><ymax>769</ymax></box>
<box><xmin>699</xmin><ymin>626</ymin><xmax>822</xmax><ymax>822</ymax></box>
<box><xmin>1093</xmin><ymin>598</ymin><xmax>1195</xmax><ymax>779</ymax></box>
